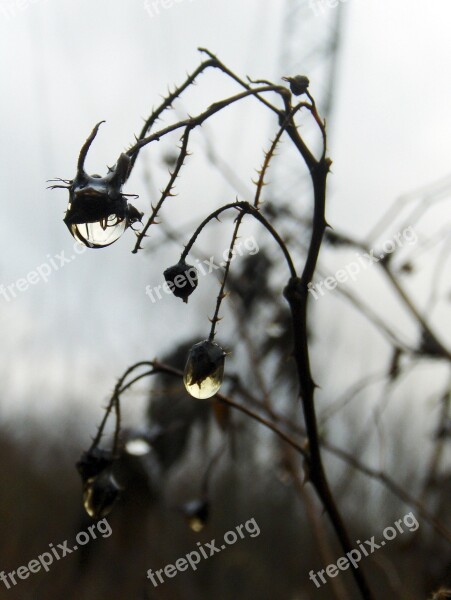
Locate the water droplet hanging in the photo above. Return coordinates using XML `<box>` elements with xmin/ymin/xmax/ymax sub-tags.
<box><xmin>183</xmin><ymin>340</ymin><xmax>225</xmax><ymax>399</ymax></box>
<box><xmin>50</xmin><ymin>122</ymin><xmax>142</xmax><ymax>248</ymax></box>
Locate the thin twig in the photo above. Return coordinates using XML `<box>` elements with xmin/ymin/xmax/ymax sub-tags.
<box><xmin>209</xmin><ymin>212</ymin><xmax>245</xmax><ymax>340</ymax></box>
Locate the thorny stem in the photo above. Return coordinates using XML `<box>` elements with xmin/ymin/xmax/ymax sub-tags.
<box><xmin>180</xmin><ymin>201</ymin><xmax>297</xmax><ymax>278</ymax></box>
<box><xmin>180</xmin><ymin>202</ymin><xmax>245</xmax><ymax>261</ymax></box>
<box><xmin>136</xmin><ymin>55</ymin><xmax>369</xmax><ymax>595</ymax></box>
<box><xmin>128</xmin><ymin>59</ymin><xmax>218</xmax><ymax>174</ymax></box>
<box><xmin>126</xmin><ymin>85</ymin><xmax>286</xmax><ymax>161</ymax></box>
<box><xmin>89</xmin><ymin>361</ymin><xmax>153</xmax><ymax>455</ymax></box>
<box><xmin>209</xmin><ymin>212</ymin><xmax>245</xmax><ymax>341</ymax></box>
<box><xmin>279</xmin><ymin>108</ymin><xmax>374</xmax><ymax>597</ymax></box>
<box><xmin>129</xmin><ymin>84</ymin><xmax>289</xmax><ymax>255</ymax></box>
<box><xmin>81</xmin><ymin>52</ymin><xmax>375</xmax><ymax>597</ymax></box>
<box><xmin>132</xmin><ymin>126</ymin><xmax>192</xmax><ymax>254</ymax></box>
<box><xmin>254</xmin><ymin>102</ymin><xmax>306</xmax><ymax>208</ymax></box>
<box><xmin>285</xmin><ymin>449</ymin><xmax>351</xmax><ymax>600</ymax></box>
<box><xmin>247</xmin><ymin>206</ymin><xmax>297</xmax><ymax>278</ymax></box>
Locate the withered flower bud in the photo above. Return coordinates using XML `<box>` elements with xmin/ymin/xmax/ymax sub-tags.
<box><xmin>76</xmin><ymin>448</ymin><xmax>114</xmax><ymax>484</ymax></box>
<box><xmin>163</xmin><ymin>260</ymin><xmax>198</xmax><ymax>303</ymax></box>
<box><xmin>282</xmin><ymin>75</ymin><xmax>310</xmax><ymax>96</ymax></box>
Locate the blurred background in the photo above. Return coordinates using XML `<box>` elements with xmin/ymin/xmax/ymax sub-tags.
<box><xmin>0</xmin><ymin>0</ymin><xmax>450</xmax><ymax>598</ymax></box>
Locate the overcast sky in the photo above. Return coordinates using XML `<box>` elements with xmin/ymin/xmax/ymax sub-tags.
<box><xmin>0</xmin><ymin>0</ymin><xmax>450</xmax><ymax>438</ymax></box>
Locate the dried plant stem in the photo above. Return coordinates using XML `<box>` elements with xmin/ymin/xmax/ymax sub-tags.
<box><xmin>209</xmin><ymin>212</ymin><xmax>245</xmax><ymax>341</ymax></box>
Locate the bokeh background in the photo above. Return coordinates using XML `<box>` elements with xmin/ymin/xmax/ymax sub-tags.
<box><xmin>0</xmin><ymin>0</ymin><xmax>450</xmax><ymax>598</ymax></box>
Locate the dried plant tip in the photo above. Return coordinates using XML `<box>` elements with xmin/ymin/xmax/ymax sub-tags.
<box><xmin>282</xmin><ymin>75</ymin><xmax>310</xmax><ymax>96</ymax></box>
<box><xmin>83</xmin><ymin>470</ymin><xmax>120</xmax><ymax>519</ymax></box>
<box><xmin>184</xmin><ymin>340</ymin><xmax>225</xmax><ymax>399</ymax></box>
<box><xmin>163</xmin><ymin>260</ymin><xmax>198</xmax><ymax>303</ymax></box>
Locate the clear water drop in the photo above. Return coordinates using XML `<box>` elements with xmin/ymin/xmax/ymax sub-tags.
<box><xmin>70</xmin><ymin>215</ymin><xmax>126</xmax><ymax>248</ymax></box>
<box><xmin>82</xmin><ymin>471</ymin><xmax>120</xmax><ymax>519</ymax></box>
<box><xmin>183</xmin><ymin>340</ymin><xmax>225</xmax><ymax>399</ymax></box>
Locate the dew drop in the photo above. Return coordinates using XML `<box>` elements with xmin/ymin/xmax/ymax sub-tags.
<box><xmin>70</xmin><ymin>215</ymin><xmax>126</xmax><ymax>248</ymax></box>
<box><xmin>82</xmin><ymin>471</ymin><xmax>120</xmax><ymax>519</ymax></box>
<box><xmin>183</xmin><ymin>340</ymin><xmax>225</xmax><ymax>399</ymax></box>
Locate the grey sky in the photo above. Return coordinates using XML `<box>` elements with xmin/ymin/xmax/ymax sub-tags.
<box><xmin>0</xmin><ymin>0</ymin><xmax>450</xmax><ymax>431</ymax></box>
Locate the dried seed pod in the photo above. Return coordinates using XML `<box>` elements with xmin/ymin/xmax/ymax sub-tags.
<box><xmin>184</xmin><ymin>340</ymin><xmax>225</xmax><ymax>399</ymax></box>
<box><xmin>282</xmin><ymin>75</ymin><xmax>310</xmax><ymax>96</ymax></box>
<box><xmin>83</xmin><ymin>470</ymin><xmax>120</xmax><ymax>519</ymax></box>
<box><xmin>163</xmin><ymin>260</ymin><xmax>198</xmax><ymax>303</ymax></box>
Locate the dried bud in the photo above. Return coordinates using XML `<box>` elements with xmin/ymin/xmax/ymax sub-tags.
<box><xmin>76</xmin><ymin>448</ymin><xmax>114</xmax><ymax>484</ymax></box>
<box><xmin>83</xmin><ymin>470</ymin><xmax>120</xmax><ymax>519</ymax></box>
<box><xmin>282</xmin><ymin>75</ymin><xmax>310</xmax><ymax>96</ymax></box>
<box><xmin>163</xmin><ymin>260</ymin><xmax>198</xmax><ymax>303</ymax></box>
<box><xmin>184</xmin><ymin>340</ymin><xmax>226</xmax><ymax>399</ymax></box>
